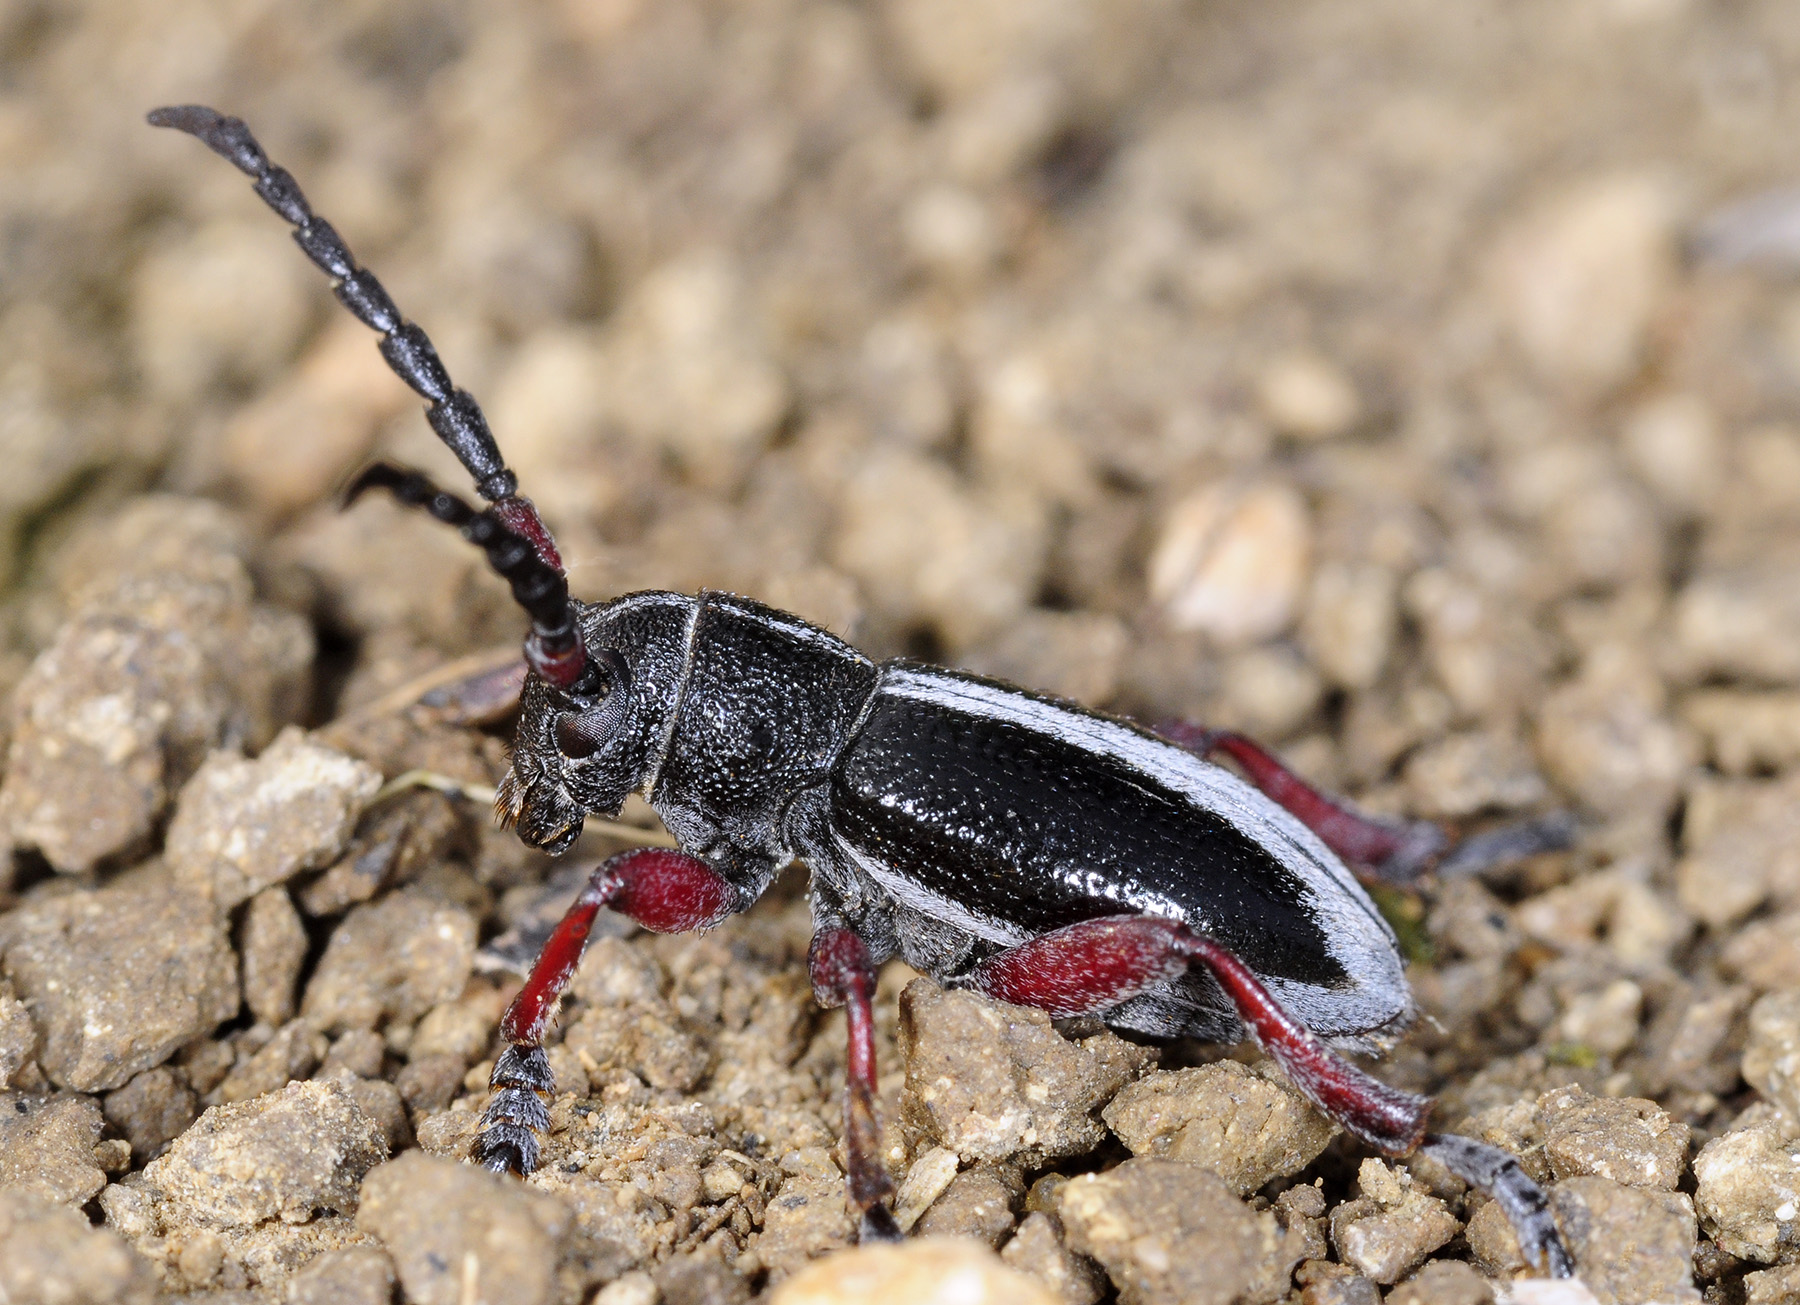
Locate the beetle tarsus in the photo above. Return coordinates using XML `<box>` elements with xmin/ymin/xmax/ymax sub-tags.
<box><xmin>1435</xmin><ymin>810</ymin><xmax>1579</xmax><ymax>879</ymax></box>
<box><xmin>859</xmin><ymin>1205</ymin><xmax>904</xmax><ymax>1244</ymax></box>
<box><xmin>1421</xmin><ymin>1132</ymin><xmax>1575</xmax><ymax>1278</ymax></box>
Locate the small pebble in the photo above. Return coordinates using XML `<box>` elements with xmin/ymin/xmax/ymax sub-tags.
<box><xmin>1485</xmin><ymin>173</ymin><xmax>1675</xmax><ymax>391</ymax></box>
<box><xmin>770</xmin><ymin>1236</ymin><xmax>1057</xmax><ymax>1305</ymax></box>
<box><xmin>1148</xmin><ymin>480</ymin><xmax>1311</xmax><ymax>645</ymax></box>
<box><xmin>164</xmin><ymin>728</ymin><xmax>381</xmax><ymax>909</ymax></box>
<box><xmin>1056</xmin><ymin>1158</ymin><xmax>1295</xmax><ymax>1305</ymax></box>
<box><xmin>1255</xmin><ymin>352</ymin><xmax>1362</xmax><ymax>441</ymax></box>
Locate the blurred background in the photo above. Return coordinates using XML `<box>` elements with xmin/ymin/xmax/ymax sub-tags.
<box><xmin>8</xmin><ymin>0</ymin><xmax>1800</xmax><ymax>838</ymax></box>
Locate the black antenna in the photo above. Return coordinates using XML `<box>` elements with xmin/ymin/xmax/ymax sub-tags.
<box><xmin>345</xmin><ymin>464</ymin><xmax>589</xmax><ymax>690</ymax></box>
<box><xmin>149</xmin><ymin>104</ymin><xmax>587</xmax><ymax>687</ymax></box>
<box><xmin>145</xmin><ymin>104</ymin><xmax>563</xmax><ymax>572</ymax></box>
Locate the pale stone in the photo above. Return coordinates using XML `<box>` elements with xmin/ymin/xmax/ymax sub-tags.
<box><xmin>1149</xmin><ymin>481</ymin><xmax>1310</xmax><ymax>645</ymax></box>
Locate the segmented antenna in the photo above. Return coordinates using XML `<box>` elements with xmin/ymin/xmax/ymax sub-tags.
<box><xmin>145</xmin><ymin>104</ymin><xmax>563</xmax><ymax>573</ymax></box>
<box><xmin>345</xmin><ymin>464</ymin><xmax>588</xmax><ymax>689</ymax></box>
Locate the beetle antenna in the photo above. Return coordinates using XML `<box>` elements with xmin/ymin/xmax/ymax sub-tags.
<box><xmin>346</xmin><ymin>463</ymin><xmax>589</xmax><ymax>691</ymax></box>
<box><xmin>145</xmin><ymin>104</ymin><xmax>563</xmax><ymax>572</ymax></box>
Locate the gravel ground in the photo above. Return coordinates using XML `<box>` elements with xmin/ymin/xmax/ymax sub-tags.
<box><xmin>6</xmin><ymin>1</ymin><xmax>1800</xmax><ymax>1302</ymax></box>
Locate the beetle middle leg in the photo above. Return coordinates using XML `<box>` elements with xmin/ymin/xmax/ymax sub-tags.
<box><xmin>968</xmin><ymin>914</ymin><xmax>1574</xmax><ymax>1278</ymax></box>
<box><xmin>809</xmin><ymin>926</ymin><xmax>903</xmax><ymax>1243</ymax></box>
<box><xmin>473</xmin><ymin>848</ymin><xmax>738</xmax><ymax>1174</ymax></box>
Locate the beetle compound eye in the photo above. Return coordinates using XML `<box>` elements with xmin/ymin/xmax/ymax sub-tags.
<box><xmin>553</xmin><ymin>676</ymin><xmax>631</xmax><ymax>759</ymax></box>
<box><xmin>554</xmin><ymin>710</ymin><xmax>608</xmax><ymax>758</ymax></box>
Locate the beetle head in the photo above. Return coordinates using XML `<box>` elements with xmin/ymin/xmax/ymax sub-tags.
<box><xmin>496</xmin><ymin>593</ymin><xmax>694</xmax><ymax>856</ymax></box>
<box><xmin>345</xmin><ymin>466</ymin><xmax>686</xmax><ymax>857</ymax></box>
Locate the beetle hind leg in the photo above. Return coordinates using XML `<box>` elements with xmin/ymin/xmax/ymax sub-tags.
<box><xmin>968</xmin><ymin>915</ymin><xmax>1573</xmax><ymax>1278</ymax></box>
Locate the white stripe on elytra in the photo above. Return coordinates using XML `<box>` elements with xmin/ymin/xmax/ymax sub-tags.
<box><xmin>875</xmin><ymin>666</ymin><xmax>1395</xmax><ymax>952</ymax></box>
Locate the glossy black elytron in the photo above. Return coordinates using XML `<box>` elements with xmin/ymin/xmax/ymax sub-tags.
<box><xmin>509</xmin><ymin>589</ymin><xmax>1410</xmax><ymax>1048</ymax></box>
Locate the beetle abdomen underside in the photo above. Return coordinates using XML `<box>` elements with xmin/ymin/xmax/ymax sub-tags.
<box><xmin>831</xmin><ymin>665</ymin><xmax>1410</xmax><ymax>1040</ymax></box>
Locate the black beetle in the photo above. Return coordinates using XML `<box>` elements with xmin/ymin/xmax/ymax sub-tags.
<box><xmin>149</xmin><ymin>104</ymin><xmax>1575</xmax><ymax>1277</ymax></box>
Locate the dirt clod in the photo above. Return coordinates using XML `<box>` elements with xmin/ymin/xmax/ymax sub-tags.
<box><xmin>1000</xmin><ymin>1210</ymin><xmax>1105</xmax><ymax>1305</ymax></box>
<box><xmin>286</xmin><ymin>1244</ymin><xmax>396</xmax><ymax>1305</ymax></box>
<box><xmin>1102</xmin><ymin>1059</ymin><xmax>1336</xmax><ymax>1196</ymax></box>
<box><xmin>103</xmin><ymin>1067</ymin><xmax>199</xmax><ymax>1165</ymax></box>
<box><xmin>1538</xmin><ymin>1086</ymin><xmax>1691</xmax><ymax>1190</ymax></box>
<box><xmin>1327</xmin><ymin>1159</ymin><xmax>1459</xmax><ymax>1285</ymax></box>
<box><xmin>0</xmin><ymin>1091</ymin><xmax>107</xmax><ymax>1205</ymax></box>
<box><xmin>1385</xmin><ymin>1260</ymin><xmax>1494</xmax><ymax>1305</ymax></box>
<box><xmin>1056</xmin><ymin>1158</ymin><xmax>1295</xmax><ymax>1305</ymax></box>
<box><xmin>1692</xmin><ymin>1111</ymin><xmax>1800</xmax><ymax>1264</ymax></box>
<box><xmin>165</xmin><ymin>728</ymin><xmax>381</xmax><ymax>909</ymax></box>
<box><xmin>356</xmin><ymin>1150</ymin><xmax>572</xmax><ymax>1305</ymax></box>
<box><xmin>239</xmin><ymin>886</ymin><xmax>308</xmax><ymax>1028</ymax></box>
<box><xmin>0</xmin><ymin>1187</ymin><xmax>156</xmax><ymax>1305</ymax></box>
<box><xmin>0</xmin><ymin>498</ymin><xmax>311</xmax><ymax>874</ymax></box>
<box><xmin>142</xmin><ymin>1078</ymin><xmax>387</xmax><ymax>1227</ymax></box>
<box><xmin>301</xmin><ymin>891</ymin><xmax>477</xmax><ymax>1033</ymax></box>
<box><xmin>899</xmin><ymin>979</ymin><xmax>1152</xmax><ymax>1166</ymax></box>
<box><xmin>1</xmin><ymin>881</ymin><xmax>238</xmax><ymax>1092</ymax></box>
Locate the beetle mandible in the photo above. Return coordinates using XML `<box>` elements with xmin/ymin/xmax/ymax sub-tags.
<box><xmin>148</xmin><ymin>104</ymin><xmax>1575</xmax><ymax>1278</ymax></box>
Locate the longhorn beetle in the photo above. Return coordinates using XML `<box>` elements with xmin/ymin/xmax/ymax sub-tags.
<box><xmin>149</xmin><ymin>104</ymin><xmax>1575</xmax><ymax>1278</ymax></box>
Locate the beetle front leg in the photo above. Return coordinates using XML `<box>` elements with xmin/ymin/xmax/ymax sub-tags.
<box><xmin>473</xmin><ymin>848</ymin><xmax>737</xmax><ymax>1175</ymax></box>
<box><xmin>969</xmin><ymin>916</ymin><xmax>1573</xmax><ymax>1278</ymax></box>
<box><xmin>809</xmin><ymin>927</ymin><xmax>902</xmax><ymax>1243</ymax></box>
